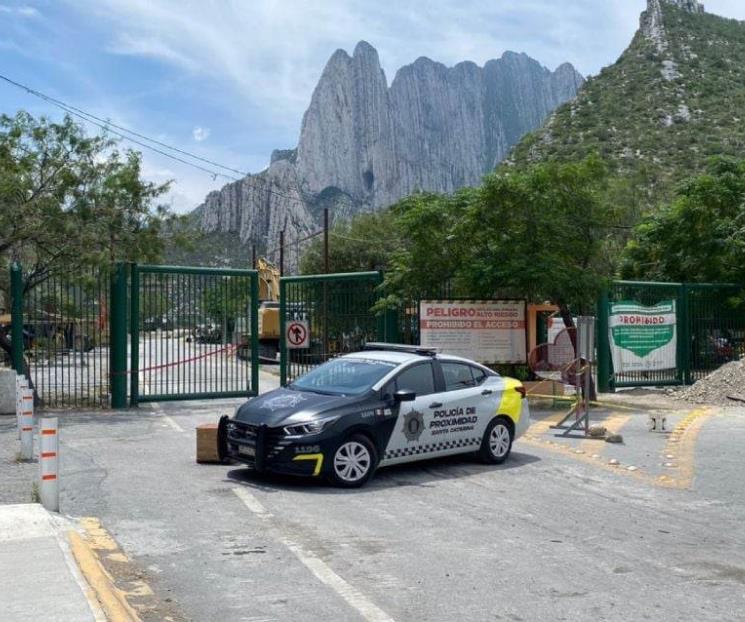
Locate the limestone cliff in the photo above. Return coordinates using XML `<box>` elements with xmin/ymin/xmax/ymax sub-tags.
<box><xmin>196</xmin><ymin>42</ymin><xmax>583</xmax><ymax>265</ymax></box>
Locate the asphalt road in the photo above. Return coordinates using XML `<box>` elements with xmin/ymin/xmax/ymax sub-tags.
<box><xmin>7</xmin><ymin>382</ymin><xmax>745</xmax><ymax>621</ymax></box>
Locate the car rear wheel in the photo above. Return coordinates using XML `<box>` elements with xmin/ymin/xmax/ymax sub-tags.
<box><xmin>328</xmin><ymin>434</ymin><xmax>377</xmax><ymax>488</ymax></box>
<box><xmin>479</xmin><ymin>417</ymin><xmax>513</xmax><ymax>464</ymax></box>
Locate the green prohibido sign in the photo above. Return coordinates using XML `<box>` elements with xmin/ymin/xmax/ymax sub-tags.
<box><xmin>609</xmin><ymin>300</ymin><xmax>677</xmax><ymax>373</ymax></box>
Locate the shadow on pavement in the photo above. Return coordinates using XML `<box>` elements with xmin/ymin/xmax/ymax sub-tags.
<box><xmin>225</xmin><ymin>450</ymin><xmax>541</xmax><ymax>496</ymax></box>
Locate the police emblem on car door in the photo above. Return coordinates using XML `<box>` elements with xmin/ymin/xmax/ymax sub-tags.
<box><xmin>381</xmin><ymin>362</ymin><xmax>441</xmax><ymax>464</ymax></box>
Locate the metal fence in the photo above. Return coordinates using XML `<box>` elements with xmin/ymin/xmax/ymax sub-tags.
<box><xmin>597</xmin><ymin>280</ymin><xmax>745</xmax><ymax>391</ymax></box>
<box><xmin>130</xmin><ymin>265</ymin><xmax>259</xmax><ymax>403</ymax></box>
<box><xmin>9</xmin><ymin>263</ymin><xmax>259</xmax><ymax>408</ymax></box>
<box><xmin>279</xmin><ymin>272</ymin><xmax>390</xmax><ymax>384</ymax></box>
<box><xmin>18</xmin><ymin>266</ymin><xmax>111</xmax><ymax>408</ymax></box>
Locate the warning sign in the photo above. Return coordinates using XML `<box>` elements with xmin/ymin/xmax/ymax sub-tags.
<box><xmin>419</xmin><ymin>300</ymin><xmax>527</xmax><ymax>364</ymax></box>
<box><xmin>286</xmin><ymin>321</ymin><xmax>309</xmax><ymax>349</ymax></box>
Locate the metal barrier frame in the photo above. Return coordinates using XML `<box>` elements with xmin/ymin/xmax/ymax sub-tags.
<box><xmin>129</xmin><ymin>264</ymin><xmax>259</xmax><ymax>404</ymax></box>
<box><xmin>597</xmin><ymin>280</ymin><xmax>744</xmax><ymax>392</ymax></box>
<box><xmin>279</xmin><ymin>272</ymin><xmax>386</xmax><ymax>386</ymax></box>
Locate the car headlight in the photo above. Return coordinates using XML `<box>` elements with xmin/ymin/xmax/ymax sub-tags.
<box><xmin>283</xmin><ymin>416</ymin><xmax>339</xmax><ymax>436</ymax></box>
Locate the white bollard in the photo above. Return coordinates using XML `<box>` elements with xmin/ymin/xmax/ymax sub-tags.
<box><xmin>15</xmin><ymin>375</ymin><xmax>28</xmax><ymax>440</ymax></box>
<box><xmin>20</xmin><ymin>388</ymin><xmax>34</xmax><ymax>460</ymax></box>
<box><xmin>39</xmin><ymin>418</ymin><xmax>59</xmax><ymax>512</ymax></box>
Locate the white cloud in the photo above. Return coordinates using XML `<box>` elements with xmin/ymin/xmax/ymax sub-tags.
<box><xmin>192</xmin><ymin>126</ymin><xmax>210</xmax><ymax>142</ymax></box>
<box><xmin>0</xmin><ymin>4</ymin><xmax>40</xmax><ymax>17</ymax></box>
<box><xmin>107</xmin><ymin>33</ymin><xmax>199</xmax><ymax>71</ymax></box>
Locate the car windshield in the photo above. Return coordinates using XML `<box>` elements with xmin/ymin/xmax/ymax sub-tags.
<box><xmin>290</xmin><ymin>358</ymin><xmax>396</xmax><ymax>396</ymax></box>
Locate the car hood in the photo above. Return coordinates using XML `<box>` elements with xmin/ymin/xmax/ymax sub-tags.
<box><xmin>233</xmin><ymin>387</ymin><xmax>367</xmax><ymax>427</ymax></box>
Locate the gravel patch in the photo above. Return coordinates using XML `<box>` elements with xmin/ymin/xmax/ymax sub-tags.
<box><xmin>672</xmin><ymin>360</ymin><xmax>745</xmax><ymax>405</ymax></box>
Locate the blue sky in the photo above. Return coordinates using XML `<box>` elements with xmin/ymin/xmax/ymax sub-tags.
<box><xmin>2</xmin><ymin>0</ymin><xmax>745</xmax><ymax>213</ymax></box>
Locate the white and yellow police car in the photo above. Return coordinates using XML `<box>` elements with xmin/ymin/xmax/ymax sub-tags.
<box><xmin>222</xmin><ymin>343</ymin><xmax>530</xmax><ymax>487</ymax></box>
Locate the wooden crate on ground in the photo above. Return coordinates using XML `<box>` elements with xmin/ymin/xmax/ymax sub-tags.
<box><xmin>196</xmin><ymin>423</ymin><xmax>221</xmax><ymax>463</ymax></box>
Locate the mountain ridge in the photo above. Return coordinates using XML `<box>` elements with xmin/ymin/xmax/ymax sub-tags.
<box><xmin>508</xmin><ymin>0</ymin><xmax>745</xmax><ymax>209</ymax></box>
<box><xmin>194</xmin><ymin>42</ymin><xmax>583</xmax><ymax>267</ymax></box>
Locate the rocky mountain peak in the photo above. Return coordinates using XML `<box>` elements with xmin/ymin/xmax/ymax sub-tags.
<box><xmin>659</xmin><ymin>0</ymin><xmax>705</xmax><ymax>14</ymax></box>
<box><xmin>510</xmin><ymin>0</ymin><xmax>744</xmax><ymax>212</ymax></box>
<box><xmin>195</xmin><ymin>42</ymin><xmax>583</xmax><ymax>268</ymax></box>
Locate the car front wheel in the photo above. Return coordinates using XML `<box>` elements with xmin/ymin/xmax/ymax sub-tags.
<box><xmin>328</xmin><ymin>434</ymin><xmax>377</xmax><ymax>488</ymax></box>
<box><xmin>479</xmin><ymin>417</ymin><xmax>513</xmax><ymax>464</ymax></box>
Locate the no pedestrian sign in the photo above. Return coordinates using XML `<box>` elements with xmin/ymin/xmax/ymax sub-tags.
<box><xmin>286</xmin><ymin>320</ymin><xmax>310</xmax><ymax>349</ymax></box>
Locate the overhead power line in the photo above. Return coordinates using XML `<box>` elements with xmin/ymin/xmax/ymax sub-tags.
<box><xmin>0</xmin><ymin>72</ymin><xmax>312</xmax><ymax>205</ymax></box>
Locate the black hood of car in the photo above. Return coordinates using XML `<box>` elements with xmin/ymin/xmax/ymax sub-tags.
<box><xmin>234</xmin><ymin>387</ymin><xmax>370</xmax><ymax>427</ymax></box>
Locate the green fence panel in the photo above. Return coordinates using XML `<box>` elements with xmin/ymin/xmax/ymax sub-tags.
<box><xmin>607</xmin><ymin>281</ymin><xmax>684</xmax><ymax>388</ymax></box>
<box><xmin>131</xmin><ymin>265</ymin><xmax>259</xmax><ymax>403</ymax></box>
<box><xmin>602</xmin><ymin>280</ymin><xmax>744</xmax><ymax>391</ymax></box>
<box><xmin>17</xmin><ymin>266</ymin><xmax>111</xmax><ymax>408</ymax></box>
<box><xmin>10</xmin><ymin>263</ymin><xmax>24</xmax><ymax>375</ymax></box>
<box><xmin>110</xmin><ymin>263</ymin><xmax>128</xmax><ymax>408</ymax></box>
<box><xmin>687</xmin><ymin>283</ymin><xmax>744</xmax><ymax>383</ymax></box>
<box><xmin>280</xmin><ymin>272</ymin><xmax>385</xmax><ymax>385</ymax></box>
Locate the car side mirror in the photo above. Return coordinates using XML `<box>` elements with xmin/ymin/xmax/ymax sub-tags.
<box><xmin>394</xmin><ymin>389</ymin><xmax>416</xmax><ymax>403</ymax></box>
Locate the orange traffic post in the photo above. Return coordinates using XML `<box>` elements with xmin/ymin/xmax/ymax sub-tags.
<box><xmin>15</xmin><ymin>375</ymin><xmax>27</xmax><ymax>440</ymax></box>
<box><xmin>39</xmin><ymin>418</ymin><xmax>59</xmax><ymax>512</ymax></box>
<box><xmin>19</xmin><ymin>388</ymin><xmax>34</xmax><ymax>460</ymax></box>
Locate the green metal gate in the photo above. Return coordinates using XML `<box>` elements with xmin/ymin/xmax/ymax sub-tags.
<box><xmin>279</xmin><ymin>272</ymin><xmax>392</xmax><ymax>385</ymax></box>
<box><xmin>597</xmin><ymin>280</ymin><xmax>744</xmax><ymax>391</ymax></box>
<box><xmin>130</xmin><ymin>265</ymin><xmax>259</xmax><ymax>403</ymax></box>
<box><xmin>9</xmin><ymin>262</ymin><xmax>112</xmax><ymax>408</ymax></box>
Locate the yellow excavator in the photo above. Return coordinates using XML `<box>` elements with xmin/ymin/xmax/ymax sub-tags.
<box><xmin>235</xmin><ymin>257</ymin><xmax>282</xmax><ymax>362</ymax></box>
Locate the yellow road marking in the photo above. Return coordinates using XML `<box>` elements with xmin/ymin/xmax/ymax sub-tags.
<box><xmin>579</xmin><ymin>412</ymin><xmax>630</xmax><ymax>454</ymax></box>
<box><xmin>68</xmin><ymin>530</ymin><xmax>140</xmax><ymax>622</ymax></box>
<box><xmin>525</xmin><ymin>411</ymin><xmax>566</xmax><ymax>436</ymax></box>
<box><xmin>657</xmin><ymin>408</ymin><xmax>712</xmax><ymax>490</ymax></box>
<box><xmin>79</xmin><ymin>517</ymin><xmax>121</xmax><ymax>553</ymax></box>
<box><xmin>521</xmin><ymin>407</ymin><xmax>715</xmax><ymax>490</ymax></box>
<box><xmin>519</xmin><ymin>434</ymin><xmax>656</xmax><ymax>485</ymax></box>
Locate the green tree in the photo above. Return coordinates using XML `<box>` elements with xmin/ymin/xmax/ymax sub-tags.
<box><xmin>0</xmin><ymin>111</ymin><xmax>176</xmax><ymax>370</ymax></box>
<box><xmin>380</xmin><ymin>156</ymin><xmax>623</xmax><ymax>329</ymax></box>
<box><xmin>621</xmin><ymin>157</ymin><xmax>745</xmax><ymax>284</ymax></box>
<box><xmin>381</xmin><ymin>189</ymin><xmax>477</xmax><ymax>304</ymax></box>
<box><xmin>458</xmin><ymin>155</ymin><xmax>620</xmax><ymax>326</ymax></box>
<box><xmin>0</xmin><ymin>111</ymin><xmax>172</xmax><ymax>291</ymax></box>
<box><xmin>300</xmin><ymin>210</ymin><xmax>403</xmax><ymax>275</ymax></box>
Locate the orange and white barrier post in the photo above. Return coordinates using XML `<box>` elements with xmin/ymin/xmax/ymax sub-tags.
<box><xmin>39</xmin><ymin>418</ymin><xmax>59</xmax><ymax>512</ymax></box>
<box><xmin>20</xmin><ymin>388</ymin><xmax>34</xmax><ymax>460</ymax></box>
<box><xmin>15</xmin><ymin>375</ymin><xmax>28</xmax><ymax>440</ymax></box>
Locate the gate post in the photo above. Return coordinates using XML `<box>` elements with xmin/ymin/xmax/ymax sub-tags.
<box><xmin>678</xmin><ymin>284</ymin><xmax>691</xmax><ymax>385</ymax></box>
<box><xmin>250</xmin><ymin>271</ymin><xmax>259</xmax><ymax>394</ymax></box>
<box><xmin>279</xmin><ymin>278</ymin><xmax>287</xmax><ymax>387</ymax></box>
<box><xmin>109</xmin><ymin>263</ymin><xmax>128</xmax><ymax>408</ymax></box>
<box><xmin>129</xmin><ymin>264</ymin><xmax>140</xmax><ymax>407</ymax></box>
<box><xmin>596</xmin><ymin>290</ymin><xmax>612</xmax><ymax>393</ymax></box>
<box><xmin>10</xmin><ymin>262</ymin><xmax>24</xmax><ymax>374</ymax></box>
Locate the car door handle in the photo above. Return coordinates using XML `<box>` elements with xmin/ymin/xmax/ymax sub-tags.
<box><xmin>429</xmin><ymin>402</ymin><xmax>443</xmax><ymax>409</ymax></box>
<box><xmin>481</xmin><ymin>389</ymin><xmax>493</xmax><ymax>396</ymax></box>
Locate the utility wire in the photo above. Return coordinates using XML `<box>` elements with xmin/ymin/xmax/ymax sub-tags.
<box><xmin>264</xmin><ymin>229</ymin><xmax>323</xmax><ymax>256</ymax></box>
<box><xmin>0</xmin><ymin>72</ymin><xmax>312</xmax><ymax>205</ymax></box>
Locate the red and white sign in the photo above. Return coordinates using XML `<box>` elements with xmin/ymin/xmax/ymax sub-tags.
<box><xmin>286</xmin><ymin>320</ymin><xmax>310</xmax><ymax>349</ymax></box>
<box><xmin>419</xmin><ymin>300</ymin><xmax>527</xmax><ymax>364</ymax></box>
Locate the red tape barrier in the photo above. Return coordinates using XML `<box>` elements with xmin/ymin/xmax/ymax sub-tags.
<box><xmin>112</xmin><ymin>343</ymin><xmax>243</xmax><ymax>376</ymax></box>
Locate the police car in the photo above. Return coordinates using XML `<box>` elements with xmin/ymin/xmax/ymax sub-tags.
<box><xmin>221</xmin><ymin>343</ymin><xmax>530</xmax><ymax>487</ymax></box>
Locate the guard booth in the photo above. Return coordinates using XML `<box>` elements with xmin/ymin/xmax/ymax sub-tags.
<box><xmin>279</xmin><ymin>272</ymin><xmax>395</xmax><ymax>385</ymax></box>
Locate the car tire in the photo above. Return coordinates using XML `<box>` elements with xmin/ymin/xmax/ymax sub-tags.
<box><xmin>328</xmin><ymin>434</ymin><xmax>378</xmax><ymax>488</ymax></box>
<box><xmin>479</xmin><ymin>417</ymin><xmax>513</xmax><ymax>464</ymax></box>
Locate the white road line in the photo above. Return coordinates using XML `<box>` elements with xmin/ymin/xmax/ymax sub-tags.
<box><xmin>150</xmin><ymin>404</ymin><xmax>185</xmax><ymax>433</ymax></box>
<box><xmin>233</xmin><ymin>487</ymin><xmax>271</xmax><ymax>517</ymax></box>
<box><xmin>232</xmin><ymin>487</ymin><xmax>395</xmax><ymax>622</ymax></box>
